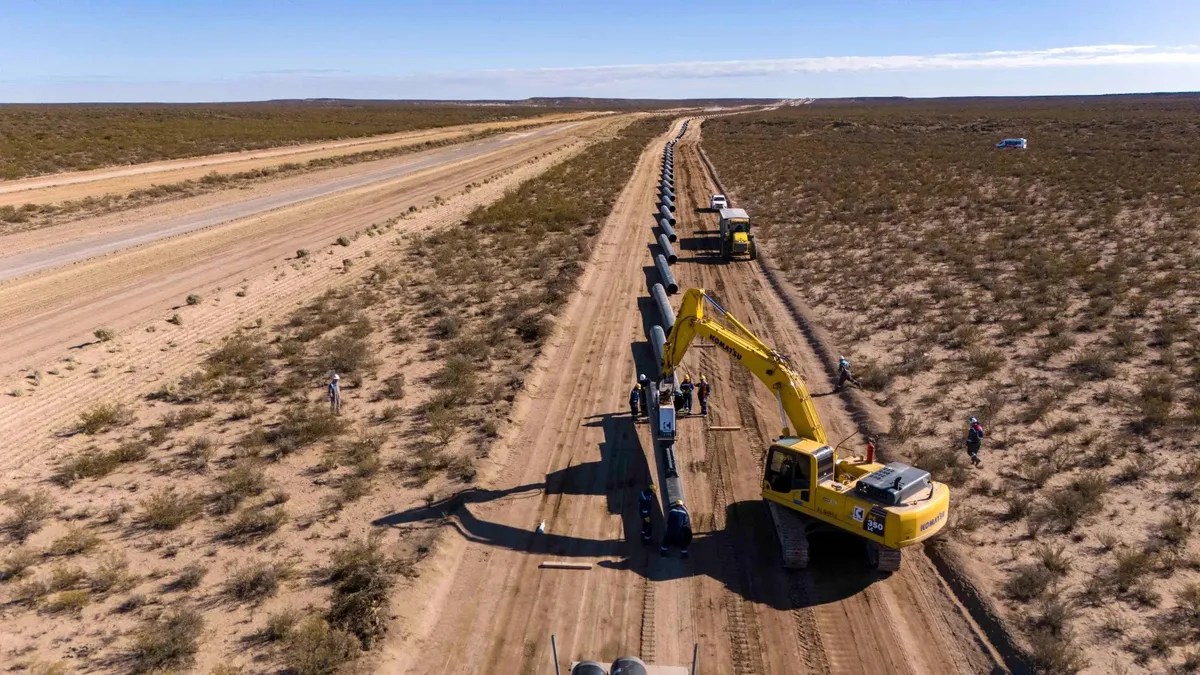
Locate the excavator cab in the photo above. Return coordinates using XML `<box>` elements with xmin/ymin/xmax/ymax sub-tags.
<box><xmin>762</xmin><ymin>440</ymin><xmax>833</xmax><ymax>505</ymax></box>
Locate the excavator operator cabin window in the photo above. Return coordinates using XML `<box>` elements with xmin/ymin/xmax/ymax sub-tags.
<box><xmin>767</xmin><ymin>450</ymin><xmax>793</xmax><ymax>494</ymax></box>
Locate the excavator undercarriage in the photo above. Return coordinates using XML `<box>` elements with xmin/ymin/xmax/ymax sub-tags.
<box><xmin>766</xmin><ymin>501</ymin><xmax>901</xmax><ymax>573</ymax></box>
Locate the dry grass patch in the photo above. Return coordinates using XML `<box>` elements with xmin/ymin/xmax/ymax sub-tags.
<box><xmin>224</xmin><ymin>559</ymin><xmax>289</xmax><ymax>603</ymax></box>
<box><xmin>139</xmin><ymin>487</ymin><xmax>201</xmax><ymax>530</ymax></box>
<box><xmin>126</xmin><ymin>607</ymin><xmax>204</xmax><ymax>673</ymax></box>
<box><xmin>77</xmin><ymin>401</ymin><xmax>135</xmax><ymax>434</ymax></box>
<box><xmin>1</xmin><ymin>489</ymin><xmax>54</xmax><ymax>542</ymax></box>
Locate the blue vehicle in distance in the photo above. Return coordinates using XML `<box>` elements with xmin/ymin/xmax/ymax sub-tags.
<box><xmin>996</xmin><ymin>137</ymin><xmax>1028</xmax><ymax>149</ymax></box>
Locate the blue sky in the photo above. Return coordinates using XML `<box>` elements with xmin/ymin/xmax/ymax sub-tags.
<box><xmin>2</xmin><ymin>1</ymin><xmax>1199</xmax><ymax>102</ymax></box>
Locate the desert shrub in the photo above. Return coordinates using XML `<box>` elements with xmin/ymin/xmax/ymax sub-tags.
<box><xmin>1155</xmin><ymin>507</ymin><xmax>1197</xmax><ymax>549</ymax></box>
<box><xmin>1035</xmin><ymin>472</ymin><xmax>1108</xmax><ymax>531</ymax></box>
<box><xmin>316</xmin><ymin>333</ymin><xmax>376</xmax><ymax>375</ymax></box>
<box><xmin>128</xmin><ymin>607</ymin><xmax>204</xmax><ymax>673</ymax></box>
<box><xmin>1005</xmin><ymin>564</ymin><xmax>1056</xmax><ymax>601</ymax></box>
<box><xmin>1</xmin><ymin>489</ymin><xmax>54</xmax><ymax>542</ymax></box>
<box><xmin>1028</xmin><ymin>628</ymin><xmax>1087</xmax><ymax>674</ymax></box>
<box><xmin>264</xmin><ymin>608</ymin><xmax>301</xmax><ymax>642</ymax></box>
<box><xmin>378</xmin><ymin>373</ymin><xmax>406</xmax><ymax>400</ymax></box>
<box><xmin>1178</xmin><ymin>583</ymin><xmax>1200</xmax><ymax>628</ymax></box>
<box><xmin>46</xmin><ymin>565</ymin><xmax>86</xmax><ymax>592</ymax></box>
<box><xmin>282</xmin><ymin>616</ymin><xmax>360</xmax><ymax>675</ymax></box>
<box><xmin>205</xmin><ymin>332</ymin><xmax>272</xmax><ymax>379</ymax></box>
<box><xmin>185</xmin><ymin>294</ymin><xmax>202</xmax><ymax>305</ymax></box>
<box><xmin>336</xmin><ymin>236</ymin><xmax>351</xmax><ymax>247</ymax></box>
<box><xmin>911</xmin><ymin>445</ymin><xmax>969</xmax><ymax>486</ymax></box>
<box><xmin>140</xmin><ymin>487</ymin><xmax>200</xmax><ymax>530</ymax></box>
<box><xmin>54</xmin><ymin>440</ymin><xmax>149</xmax><ymax>485</ymax></box>
<box><xmin>1</xmin><ymin>547</ymin><xmax>38</xmax><ymax>581</ymax></box>
<box><xmin>225</xmin><ymin>559</ymin><xmax>285</xmax><ymax>602</ymax></box>
<box><xmin>160</xmin><ymin>406</ymin><xmax>215</xmax><ymax>429</ymax></box>
<box><xmin>78</xmin><ymin>401</ymin><xmax>135</xmax><ymax>434</ymax></box>
<box><xmin>268</xmin><ymin>404</ymin><xmax>350</xmax><ymax>454</ymax></box>
<box><xmin>326</xmin><ymin>536</ymin><xmax>400</xmax><ymax>647</ymax></box>
<box><xmin>43</xmin><ymin>589</ymin><xmax>90</xmax><ymax>614</ymax></box>
<box><xmin>855</xmin><ymin>361</ymin><xmax>892</xmax><ymax>391</ymax></box>
<box><xmin>166</xmin><ymin>563</ymin><xmax>207</xmax><ymax>592</ymax></box>
<box><xmin>212</xmin><ymin>460</ymin><xmax>267</xmax><ymax>514</ymax></box>
<box><xmin>887</xmin><ymin>408</ymin><xmax>922</xmax><ymax>442</ymax></box>
<box><xmin>1068</xmin><ymin>349</ymin><xmax>1116</xmax><ymax>381</ymax></box>
<box><xmin>1134</xmin><ymin>372</ymin><xmax>1176</xmax><ymax>431</ymax></box>
<box><xmin>1033</xmin><ymin>543</ymin><xmax>1072</xmax><ymax>575</ymax></box>
<box><xmin>221</xmin><ymin>505</ymin><xmax>286</xmax><ymax>542</ymax></box>
<box><xmin>432</xmin><ymin>315</ymin><xmax>460</xmax><ymax>339</ymax></box>
<box><xmin>48</xmin><ymin>526</ymin><xmax>101</xmax><ymax>556</ymax></box>
<box><xmin>966</xmin><ymin>346</ymin><xmax>1005</xmax><ymax>376</ymax></box>
<box><xmin>93</xmin><ymin>328</ymin><xmax>116</xmax><ymax>342</ymax></box>
<box><xmin>1105</xmin><ymin>549</ymin><xmax>1154</xmax><ymax>593</ymax></box>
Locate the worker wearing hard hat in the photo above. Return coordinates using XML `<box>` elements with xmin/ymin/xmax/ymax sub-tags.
<box><xmin>638</xmin><ymin>484</ymin><xmax>657</xmax><ymax>544</ymax></box>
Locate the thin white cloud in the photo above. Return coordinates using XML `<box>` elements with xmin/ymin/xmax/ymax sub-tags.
<box><xmin>472</xmin><ymin>44</ymin><xmax>1200</xmax><ymax>84</ymax></box>
<box><xmin>5</xmin><ymin>44</ymin><xmax>1200</xmax><ymax>102</ymax></box>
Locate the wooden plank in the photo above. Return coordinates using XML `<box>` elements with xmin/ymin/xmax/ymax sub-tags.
<box><xmin>539</xmin><ymin>561</ymin><xmax>593</xmax><ymax>570</ymax></box>
<box><xmin>707</xmin><ymin>426</ymin><xmax>742</xmax><ymax>431</ymax></box>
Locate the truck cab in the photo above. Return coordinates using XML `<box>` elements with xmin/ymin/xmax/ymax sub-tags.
<box><xmin>717</xmin><ymin>207</ymin><xmax>756</xmax><ymax>260</ymax></box>
<box><xmin>709</xmin><ymin>194</ymin><xmax>728</xmax><ymax>210</ymax></box>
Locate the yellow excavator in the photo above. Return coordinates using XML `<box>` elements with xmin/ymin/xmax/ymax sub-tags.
<box><xmin>660</xmin><ymin>288</ymin><xmax>950</xmax><ymax>571</ymax></box>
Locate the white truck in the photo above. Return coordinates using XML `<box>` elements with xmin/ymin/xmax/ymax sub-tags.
<box><xmin>709</xmin><ymin>193</ymin><xmax>727</xmax><ymax>210</ymax></box>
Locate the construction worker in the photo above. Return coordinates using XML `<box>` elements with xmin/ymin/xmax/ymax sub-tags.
<box><xmin>966</xmin><ymin>417</ymin><xmax>985</xmax><ymax>467</ymax></box>
<box><xmin>327</xmin><ymin>373</ymin><xmax>342</xmax><ymax>415</ymax></box>
<box><xmin>638</xmin><ymin>484</ymin><xmax>657</xmax><ymax>544</ymax></box>
<box><xmin>673</xmin><ymin>387</ymin><xmax>685</xmax><ymax>410</ymax></box>
<box><xmin>836</xmin><ymin>355</ymin><xmax>861</xmax><ymax>390</ymax></box>
<box><xmin>865</xmin><ymin>436</ymin><xmax>878</xmax><ymax>463</ymax></box>
<box><xmin>629</xmin><ymin>382</ymin><xmax>642</xmax><ymax>421</ymax></box>
<box><xmin>696</xmin><ymin>375</ymin><xmax>711</xmax><ymax>417</ymax></box>
<box><xmin>661</xmin><ymin>500</ymin><xmax>693</xmax><ymax>558</ymax></box>
<box><xmin>637</xmin><ymin>374</ymin><xmax>649</xmax><ymax>418</ymax></box>
<box><xmin>679</xmin><ymin>376</ymin><xmax>695</xmax><ymax>414</ymax></box>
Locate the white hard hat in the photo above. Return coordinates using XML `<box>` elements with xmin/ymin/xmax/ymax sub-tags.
<box><xmin>332</xmin><ymin>374</ymin><xmax>340</xmax><ymax>381</ymax></box>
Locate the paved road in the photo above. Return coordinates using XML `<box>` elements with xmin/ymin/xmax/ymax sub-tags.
<box><xmin>0</xmin><ymin>122</ymin><xmax>581</xmax><ymax>283</ymax></box>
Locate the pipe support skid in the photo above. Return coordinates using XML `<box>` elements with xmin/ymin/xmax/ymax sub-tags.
<box><xmin>658</xmin><ymin>216</ymin><xmax>677</xmax><ymax>242</ymax></box>
<box><xmin>658</xmin><ymin>204</ymin><xmax>676</xmax><ymax>226</ymax></box>
<box><xmin>655</xmin><ymin>254</ymin><xmax>678</xmax><ymax>294</ymax></box>
<box><xmin>651</xmin><ymin>282</ymin><xmax>676</xmax><ymax>331</ymax></box>
<box><xmin>658</xmin><ymin>233</ymin><xmax>678</xmax><ymax>263</ymax></box>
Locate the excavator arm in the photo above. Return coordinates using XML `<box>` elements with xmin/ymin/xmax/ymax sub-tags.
<box><xmin>662</xmin><ymin>288</ymin><xmax>828</xmax><ymax>445</ymax></box>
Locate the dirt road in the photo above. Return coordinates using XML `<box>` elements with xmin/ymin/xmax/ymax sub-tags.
<box><xmin>0</xmin><ymin>122</ymin><xmax>588</xmax><ymax>282</ymax></box>
<box><xmin>0</xmin><ymin>115</ymin><xmax>627</xmax><ymax>475</ymax></box>
<box><xmin>380</xmin><ymin>120</ymin><xmax>1003</xmax><ymax>673</ymax></box>
<box><xmin>0</xmin><ymin>111</ymin><xmax>603</xmax><ymax>207</ymax></box>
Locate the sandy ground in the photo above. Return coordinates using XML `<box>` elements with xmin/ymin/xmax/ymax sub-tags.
<box><xmin>377</xmin><ymin>119</ymin><xmax>1003</xmax><ymax>673</ymax></box>
<box><xmin>0</xmin><ymin>111</ymin><xmax>604</xmax><ymax>207</ymax></box>
<box><xmin>0</xmin><ymin>115</ymin><xmax>627</xmax><ymax>477</ymax></box>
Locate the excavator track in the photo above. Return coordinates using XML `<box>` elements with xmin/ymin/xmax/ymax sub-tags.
<box><xmin>867</xmin><ymin>541</ymin><xmax>903</xmax><ymax>574</ymax></box>
<box><xmin>766</xmin><ymin>500</ymin><xmax>810</xmax><ymax>569</ymax></box>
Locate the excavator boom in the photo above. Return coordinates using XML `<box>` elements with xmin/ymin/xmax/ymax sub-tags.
<box><xmin>663</xmin><ymin>289</ymin><xmax>826</xmax><ymax>444</ymax></box>
<box><xmin>660</xmin><ymin>288</ymin><xmax>950</xmax><ymax>572</ymax></box>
